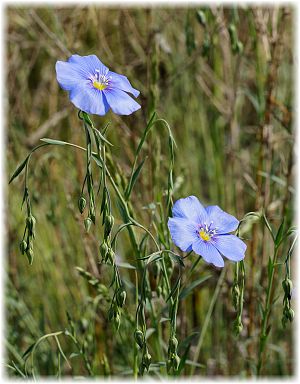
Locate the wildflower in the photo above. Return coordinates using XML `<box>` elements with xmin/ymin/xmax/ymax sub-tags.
<box><xmin>56</xmin><ymin>54</ymin><xmax>140</xmax><ymax>116</ymax></box>
<box><xmin>168</xmin><ymin>196</ymin><xmax>246</xmax><ymax>267</ymax></box>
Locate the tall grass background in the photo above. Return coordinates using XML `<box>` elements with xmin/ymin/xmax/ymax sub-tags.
<box><xmin>6</xmin><ymin>5</ymin><xmax>294</xmax><ymax>378</ymax></box>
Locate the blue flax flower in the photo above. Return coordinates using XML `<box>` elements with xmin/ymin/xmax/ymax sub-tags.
<box><xmin>168</xmin><ymin>196</ymin><xmax>246</xmax><ymax>268</ymax></box>
<box><xmin>56</xmin><ymin>54</ymin><xmax>140</xmax><ymax>116</ymax></box>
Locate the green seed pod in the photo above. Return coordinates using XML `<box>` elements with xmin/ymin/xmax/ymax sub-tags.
<box><xmin>156</xmin><ymin>286</ymin><xmax>162</xmax><ymax>297</ymax></box>
<box><xmin>26</xmin><ymin>215</ymin><xmax>36</xmax><ymax>236</ymax></box>
<box><xmin>26</xmin><ymin>248</ymin><xmax>34</xmax><ymax>265</ymax></box>
<box><xmin>228</xmin><ymin>24</ymin><xmax>237</xmax><ymax>42</ymax></box>
<box><xmin>134</xmin><ymin>329</ymin><xmax>144</xmax><ymax>348</ymax></box>
<box><xmin>99</xmin><ymin>242</ymin><xmax>109</xmax><ymax>260</ymax></box>
<box><xmin>84</xmin><ymin>217</ymin><xmax>92</xmax><ymax>232</ymax></box>
<box><xmin>143</xmin><ymin>352</ymin><xmax>151</xmax><ymax>371</ymax></box>
<box><xmin>196</xmin><ymin>10</ymin><xmax>206</xmax><ymax>27</ymax></box>
<box><xmin>116</xmin><ymin>289</ymin><xmax>126</xmax><ymax>307</ymax></box>
<box><xmin>20</xmin><ymin>240</ymin><xmax>27</xmax><ymax>254</ymax></box>
<box><xmin>282</xmin><ymin>278</ymin><xmax>293</xmax><ymax>297</ymax></box>
<box><xmin>169</xmin><ymin>336</ymin><xmax>178</xmax><ymax>353</ymax></box>
<box><xmin>236</xmin><ymin>41</ymin><xmax>243</xmax><ymax>54</ymax></box>
<box><xmin>78</xmin><ymin>196</ymin><xmax>87</xmax><ymax>214</ymax></box>
<box><xmin>173</xmin><ymin>354</ymin><xmax>180</xmax><ymax>371</ymax></box>
<box><xmin>105</xmin><ymin>215</ymin><xmax>114</xmax><ymax>236</ymax></box>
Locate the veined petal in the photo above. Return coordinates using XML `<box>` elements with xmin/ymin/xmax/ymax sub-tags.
<box><xmin>103</xmin><ymin>88</ymin><xmax>141</xmax><ymax>115</ymax></box>
<box><xmin>108</xmin><ymin>71</ymin><xmax>140</xmax><ymax>98</ymax></box>
<box><xmin>172</xmin><ymin>196</ymin><xmax>208</xmax><ymax>224</ymax></box>
<box><xmin>68</xmin><ymin>54</ymin><xmax>109</xmax><ymax>76</ymax></box>
<box><xmin>192</xmin><ymin>239</ymin><xmax>224</xmax><ymax>268</ymax></box>
<box><xmin>213</xmin><ymin>234</ymin><xmax>246</xmax><ymax>262</ymax></box>
<box><xmin>55</xmin><ymin>61</ymin><xmax>88</xmax><ymax>91</ymax></box>
<box><xmin>69</xmin><ymin>85</ymin><xmax>110</xmax><ymax>116</ymax></box>
<box><xmin>168</xmin><ymin>217</ymin><xmax>198</xmax><ymax>252</ymax></box>
<box><xmin>206</xmin><ymin>205</ymin><xmax>239</xmax><ymax>234</ymax></box>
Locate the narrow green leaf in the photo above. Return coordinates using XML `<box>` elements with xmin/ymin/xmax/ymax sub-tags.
<box><xmin>179</xmin><ymin>275</ymin><xmax>211</xmax><ymax>300</ymax></box>
<box><xmin>125</xmin><ymin>157</ymin><xmax>147</xmax><ymax>199</ymax></box>
<box><xmin>9</xmin><ymin>156</ymin><xmax>29</xmax><ymax>184</ymax></box>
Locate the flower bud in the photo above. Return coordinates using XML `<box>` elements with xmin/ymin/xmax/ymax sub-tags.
<box><xmin>287</xmin><ymin>308</ymin><xmax>294</xmax><ymax>322</ymax></box>
<box><xmin>169</xmin><ymin>336</ymin><xmax>178</xmax><ymax>353</ymax></box>
<box><xmin>26</xmin><ymin>215</ymin><xmax>36</xmax><ymax>236</ymax></box>
<box><xmin>173</xmin><ymin>354</ymin><xmax>180</xmax><ymax>371</ymax></box>
<box><xmin>234</xmin><ymin>320</ymin><xmax>243</xmax><ymax>335</ymax></box>
<box><xmin>134</xmin><ymin>329</ymin><xmax>144</xmax><ymax>348</ymax></box>
<box><xmin>116</xmin><ymin>289</ymin><xmax>126</xmax><ymax>307</ymax></box>
<box><xmin>282</xmin><ymin>278</ymin><xmax>293</xmax><ymax>297</ymax></box>
<box><xmin>99</xmin><ymin>242</ymin><xmax>109</xmax><ymax>260</ymax></box>
<box><xmin>166</xmin><ymin>358</ymin><xmax>173</xmax><ymax>373</ymax></box>
<box><xmin>20</xmin><ymin>240</ymin><xmax>27</xmax><ymax>254</ymax></box>
<box><xmin>78</xmin><ymin>196</ymin><xmax>87</xmax><ymax>214</ymax></box>
<box><xmin>84</xmin><ymin>217</ymin><xmax>92</xmax><ymax>232</ymax></box>
<box><xmin>114</xmin><ymin>313</ymin><xmax>120</xmax><ymax>331</ymax></box>
<box><xmin>143</xmin><ymin>352</ymin><xmax>151</xmax><ymax>371</ymax></box>
<box><xmin>105</xmin><ymin>215</ymin><xmax>114</xmax><ymax>236</ymax></box>
<box><xmin>26</xmin><ymin>248</ymin><xmax>34</xmax><ymax>265</ymax></box>
<box><xmin>196</xmin><ymin>10</ymin><xmax>207</xmax><ymax>27</ymax></box>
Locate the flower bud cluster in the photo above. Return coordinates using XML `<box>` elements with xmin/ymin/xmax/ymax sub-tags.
<box><xmin>20</xmin><ymin>214</ymin><xmax>36</xmax><ymax>265</ymax></box>
<box><xmin>167</xmin><ymin>336</ymin><xmax>180</xmax><ymax>373</ymax></box>
<box><xmin>282</xmin><ymin>277</ymin><xmax>294</xmax><ymax>327</ymax></box>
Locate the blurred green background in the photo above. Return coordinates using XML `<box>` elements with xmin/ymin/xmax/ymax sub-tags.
<box><xmin>6</xmin><ymin>6</ymin><xmax>294</xmax><ymax>378</ymax></box>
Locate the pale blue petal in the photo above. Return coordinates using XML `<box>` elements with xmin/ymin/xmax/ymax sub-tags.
<box><xmin>68</xmin><ymin>54</ymin><xmax>109</xmax><ymax>75</ymax></box>
<box><xmin>172</xmin><ymin>196</ymin><xmax>208</xmax><ymax>224</ymax></box>
<box><xmin>103</xmin><ymin>88</ymin><xmax>141</xmax><ymax>115</ymax></box>
<box><xmin>192</xmin><ymin>239</ymin><xmax>224</xmax><ymax>268</ymax></box>
<box><xmin>205</xmin><ymin>205</ymin><xmax>239</xmax><ymax>234</ymax></box>
<box><xmin>55</xmin><ymin>61</ymin><xmax>88</xmax><ymax>91</ymax></box>
<box><xmin>69</xmin><ymin>85</ymin><xmax>110</xmax><ymax>116</ymax></box>
<box><xmin>213</xmin><ymin>234</ymin><xmax>246</xmax><ymax>261</ymax></box>
<box><xmin>168</xmin><ymin>217</ymin><xmax>198</xmax><ymax>252</ymax></box>
<box><xmin>108</xmin><ymin>71</ymin><xmax>140</xmax><ymax>97</ymax></box>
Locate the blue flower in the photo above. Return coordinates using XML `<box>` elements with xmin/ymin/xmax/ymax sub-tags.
<box><xmin>55</xmin><ymin>54</ymin><xmax>141</xmax><ymax>116</ymax></box>
<box><xmin>168</xmin><ymin>196</ymin><xmax>246</xmax><ymax>268</ymax></box>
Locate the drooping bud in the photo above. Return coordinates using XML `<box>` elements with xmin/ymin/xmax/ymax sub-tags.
<box><xmin>104</xmin><ymin>215</ymin><xmax>114</xmax><ymax>236</ymax></box>
<box><xmin>26</xmin><ymin>248</ymin><xmax>34</xmax><ymax>265</ymax></box>
<box><xmin>169</xmin><ymin>336</ymin><xmax>178</xmax><ymax>353</ymax></box>
<box><xmin>84</xmin><ymin>217</ymin><xmax>92</xmax><ymax>232</ymax></box>
<box><xmin>78</xmin><ymin>196</ymin><xmax>87</xmax><ymax>214</ymax></box>
<box><xmin>134</xmin><ymin>329</ymin><xmax>144</xmax><ymax>349</ymax></box>
<box><xmin>287</xmin><ymin>308</ymin><xmax>294</xmax><ymax>322</ymax></box>
<box><xmin>26</xmin><ymin>215</ymin><xmax>36</xmax><ymax>236</ymax></box>
<box><xmin>173</xmin><ymin>354</ymin><xmax>180</xmax><ymax>371</ymax></box>
<box><xmin>114</xmin><ymin>312</ymin><xmax>120</xmax><ymax>331</ymax></box>
<box><xmin>20</xmin><ymin>240</ymin><xmax>27</xmax><ymax>254</ymax></box>
<box><xmin>282</xmin><ymin>278</ymin><xmax>293</xmax><ymax>298</ymax></box>
<box><xmin>142</xmin><ymin>351</ymin><xmax>151</xmax><ymax>371</ymax></box>
<box><xmin>116</xmin><ymin>289</ymin><xmax>126</xmax><ymax>307</ymax></box>
<box><xmin>99</xmin><ymin>242</ymin><xmax>109</xmax><ymax>261</ymax></box>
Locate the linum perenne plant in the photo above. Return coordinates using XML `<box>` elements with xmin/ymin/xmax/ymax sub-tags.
<box><xmin>9</xmin><ymin>53</ymin><xmax>260</xmax><ymax>378</ymax></box>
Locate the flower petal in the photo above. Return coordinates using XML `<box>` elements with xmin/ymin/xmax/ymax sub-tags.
<box><xmin>192</xmin><ymin>239</ymin><xmax>224</xmax><ymax>268</ymax></box>
<box><xmin>103</xmin><ymin>88</ymin><xmax>141</xmax><ymax>115</ymax></box>
<box><xmin>69</xmin><ymin>85</ymin><xmax>110</xmax><ymax>116</ymax></box>
<box><xmin>205</xmin><ymin>205</ymin><xmax>239</xmax><ymax>234</ymax></box>
<box><xmin>108</xmin><ymin>71</ymin><xmax>140</xmax><ymax>98</ymax></box>
<box><xmin>168</xmin><ymin>217</ymin><xmax>198</xmax><ymax>252</ymax></box>
<box><xmin>55</xmin><ymin>61</ymin><xmax>88</xmax><ymax>91</ymax></box>
<box><xmin>213</xmin><ymin>234</ymin><xmax>246</xmax><ymax>262</ymax></box>
<box><xmin>68</xmin><ymin>54</ymin><xmax>109</xmax><ymax>75</ymax></box>
<box><xmin>172</xmin><ymin>196</ymin><xmax>208</xmax><ymax>224</ymax></box>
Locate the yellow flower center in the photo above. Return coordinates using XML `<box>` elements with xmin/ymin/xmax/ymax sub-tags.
<box><xmin>199</xmin><ymin>230</ymin><xmax>211</xmax><ymax>242</ymax></box>
<box><xmin>93</xmin><ymin>81</ymin><xmax>107</xmax><ymax>91</ymax></box>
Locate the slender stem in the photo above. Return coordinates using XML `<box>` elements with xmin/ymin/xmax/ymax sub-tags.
<box><xmin>190</xmin><ymin>267</ymin><xmax>226</xmax><ymax>376</ymax></box>
<box><xmin>257</xmin><ymin>247</ymin><xmax>279</xmax><ymax>376</ymax></box>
